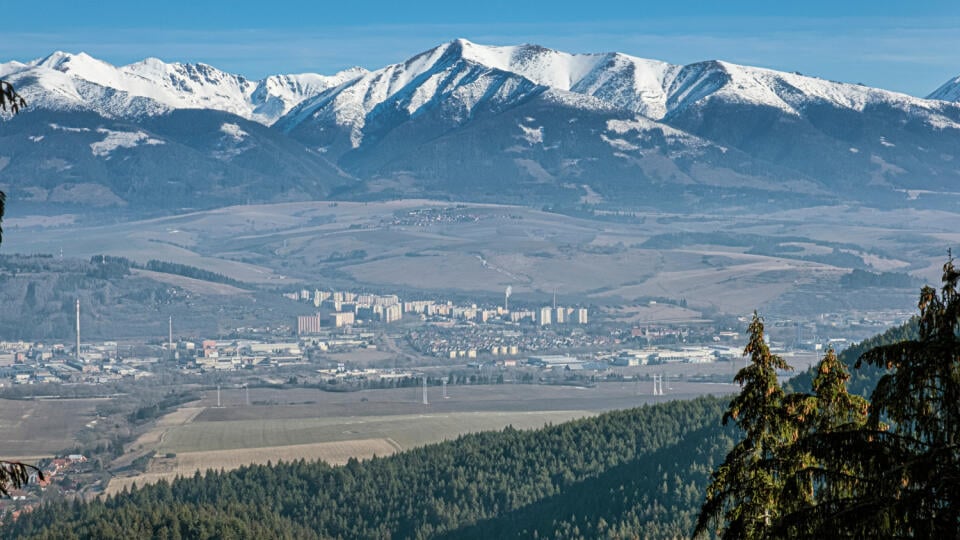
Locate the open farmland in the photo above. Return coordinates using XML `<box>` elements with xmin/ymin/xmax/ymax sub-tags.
<box><xmin>105</xmin><ymin>439</ymin><xmax>399</xmax><ymax>495</ymax></box>
<box><xmin>156</xmin><ymin>410</ymin><xmax>599</xmax><ymax>454</ymax></box>
<box><xmin>0</xmin><ymin>398</ymin><xmax>101</xmax><ymax>459</ymax></box>
<box><xmin>106</xmin><ymin>381</ymin><xmax>738</xmax><ymax>492</ymax></box>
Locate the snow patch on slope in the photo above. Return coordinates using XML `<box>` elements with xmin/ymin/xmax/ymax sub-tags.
<box><xmin>603</xmin><ymin>116</ymin><xmax>714</xmax><ymax>156</ymax></box>
<box><xmin>90</xmin><ymin>129</ymin><xmax>164</xmax><ymax>157</ymax></box>
<box><xmin>518</xmin><ymin>123</ymin><xmax>543</xmax><ymax>145</ymax></box>
<box><xmin>220</xmin><ymin>123</ymin><xmax>249</xmax><ymax>141</ymax></box>
<box><xmin>606</xmin><ymin>117</ymin><xmax>689</xmax><ymax>139</ymax></box>
<box><xmin>924</xmin><ymin>113</ymin><xmax>960</xmax><ymax>130</ymax></box>
<box><xmin>601</xmin><ymin>134</ymin><xmax>640</xmax><ymax>151</ymax></box>
<box><xmin>49</xmin><ymin>123</ymin><xmax>91</xmax><ymax>132</ymax></box>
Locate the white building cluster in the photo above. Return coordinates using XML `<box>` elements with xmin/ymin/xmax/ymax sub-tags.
<box><xmin>289</xmin><ymin>288</ymin><xmax>589</xmax><ymax>336</ymax></box>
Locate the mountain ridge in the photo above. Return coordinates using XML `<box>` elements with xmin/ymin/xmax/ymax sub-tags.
<box><xmin>3</xmin><ymin>40</ymin><xmax>960</xmax><ymax>213</ymax></box>
<box><xmin>1</xmin><ymin>51</ymin><xmax>368</xmax><ymax>124</ymax></box>
<box><xmin>5</xmin><ymin>40</ymin><xmax>955</xmax><ymax>127</ymax></box>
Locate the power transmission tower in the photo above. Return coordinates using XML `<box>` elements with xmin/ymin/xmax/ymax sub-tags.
<box><xmin>652</xmin><ymin>374</ymin><xmax>664</xmax><ymax>396</ymax></box>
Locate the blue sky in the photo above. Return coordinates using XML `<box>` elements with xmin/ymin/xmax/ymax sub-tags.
<box><xmin>5</xmin><ymin>1</ymin><xmax>960</xmax><ymax>96</ymax></box>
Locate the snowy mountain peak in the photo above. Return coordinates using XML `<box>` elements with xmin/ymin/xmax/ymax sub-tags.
<box><xmin>928</xmin><ymin>75</ymin><xmax>960</xmax><ymax>102</ymax></box>
<box><xmin>32</xmin><ymin>51</ymin><xmax>127</xmax><ymax>87</ymax></box>
<box><xmin>279</xmin><ymin>40</ymin><xmax>544</xmax><ymax>148</ymax></box>
<box><xmin>4</xmin><ymin>52</ymin><xmax>366</xmax><ymax>124</ymax></box>
<box><xmin>390</xmin><ymin>42</ymin><xmax>949</xmax><ymax>122</ymax></box>
<box><xmin>459</xmin><ymin>40</ymin><xmax>607</xmax><ymax>88</ymax></box>
<box><xmin>422</xmin><ymin>39</ymin><xmax>679</xmax><ymax>118</ymax></box>
<box><xmin>35</xmin><ymin>51</ymin><xmax>100</xmax><ymax>70</ymax></box>
<box><xmin>6</xmin><ymin>41</ymin><xmax>960</xmax><ymax>215</ymax></box>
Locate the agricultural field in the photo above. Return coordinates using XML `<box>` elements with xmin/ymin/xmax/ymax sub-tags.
<box><xmin>156</xmin><ymin>410</ymin><xmax>599</xmax><ymax>454</ymax></box>
<box><xmin>0</xmin><ymin>398</ymin><xmax>102</xmax><ymax>459</ymax></box>
<box><xmin>191</xmin><ymin>381</ymin><xmax>740</xmax><ymax>420</ymax></box>
<box><xmin>105</xmin><ymin>439</ymin><xmax>399</xmax><ymax>495</ymax></box>
<box><xmin>106</xmin><ymin>381</ymin><xmax>739</xmax><ymax>492</ymax></box>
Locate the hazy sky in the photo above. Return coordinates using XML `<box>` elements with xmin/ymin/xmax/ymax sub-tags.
<box><xmin>5</xmin><ymin>1</ymin><xmax>960</xmax><ymax>97</ymax></box>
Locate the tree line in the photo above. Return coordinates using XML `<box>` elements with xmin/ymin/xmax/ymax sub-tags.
<box><xmin>87</xmin><ymin>255</ymin><xmax>247</xmax><ymax>289</ymax></box>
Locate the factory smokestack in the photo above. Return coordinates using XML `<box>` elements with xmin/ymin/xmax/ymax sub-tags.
<box><xmin>75</xmin><ymin>298</ymin><xmax>81</xmax><ymax>363</ymax></box>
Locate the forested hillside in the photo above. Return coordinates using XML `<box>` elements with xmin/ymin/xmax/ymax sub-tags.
<box><xmin>784</xmin><ymin>318</ymin><xmax>918</xmax><ymax>397</ymax></box>
<box><xmin>5</xmin><ymin>397</ymin><xmax>730</xmax><ymax>539</ymax></box>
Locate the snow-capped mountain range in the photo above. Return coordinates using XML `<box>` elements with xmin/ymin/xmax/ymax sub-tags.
<box><xmin>0</xmin><ymin>51</ymin><xmax>367</xmax><ymax>124</ymax></box>
<box><xmin>287</xmin><ymin>38</ymin><xmax>959</xmax><ymax>132</ymax></box>
<box><xmin>2</xmin><ymin>39</ymin><xmax>960</xmax><ymax>212</ymax></box>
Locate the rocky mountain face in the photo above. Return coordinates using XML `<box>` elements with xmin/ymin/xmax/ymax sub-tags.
<box><xmin>2</xmin><ymin>40</ymin><xmax>959</xmax><ymax>213</ymax></box>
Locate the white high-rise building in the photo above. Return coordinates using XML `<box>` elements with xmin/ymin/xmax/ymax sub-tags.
<box><xmin>384</xmin><ymin>304</ymin><xmax>403</xmax><ymax>323</ymax></box>
<box><xmin>298</xmin><ymin>313</ymin><xmax>322</xmax><ymax>335</ymax></box>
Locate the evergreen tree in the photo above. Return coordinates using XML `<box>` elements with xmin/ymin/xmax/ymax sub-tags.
<box><xmin>805</xmin><ymin>349</ymin><xmax>869</xmax><ymax>434</ymax></box>
<box><xmin>775</xmin><ymin>348</ymin><xmax>868</xmax><ymax>536</ymax></box>
<box><xmin>777</xmin><ymin>255</ymin><xmax>960</xmax><ymax>537</ymax></box>
<box><xmin>695</xmin><ymin>313</ymin><xmax>793</xmax><ymax>539</ymax></box>
<box><xmin>0</xmin><ymin>80</ymin><xmax>27</xmax><ymax>116</ymax></box>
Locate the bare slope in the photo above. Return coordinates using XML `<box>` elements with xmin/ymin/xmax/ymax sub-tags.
<box><xmin>9</xmin><ymin>199</ymin><xmax>937</xmax><ymax>318</ymax></box>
